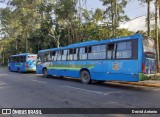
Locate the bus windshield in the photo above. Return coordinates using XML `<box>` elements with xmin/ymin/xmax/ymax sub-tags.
<box><xmin>143</xmin><ymin>38</ymin><xmax>156</xmax><ymax>59</ymax></box>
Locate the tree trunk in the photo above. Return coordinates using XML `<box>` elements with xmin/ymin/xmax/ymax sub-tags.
<box><xmin>155</xmin><ymin>0</ymin><xmax>159</xmax><ymax>72</ymax></box>
<box><xmin>25</xmin><ymin>29</ymin><xmax>28</xmax><ymax>52</ymax></box>
<box><xmin>147</xmin><ymin>0</ymin><xmax>151</xmax><ymax>37</ymax></box>
<box><xmin>111</xmin><ymin>1</ymin><xmax>115</xmax><ymax>37</ymax></box>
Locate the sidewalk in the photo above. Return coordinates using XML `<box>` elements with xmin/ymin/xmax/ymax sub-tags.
<box><xmin>106</xmin><ymin>78</ymin><xmax>160</xmax><ymax>88</ymax></box>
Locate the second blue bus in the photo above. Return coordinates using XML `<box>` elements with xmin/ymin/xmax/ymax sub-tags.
<box><xmin>8</xmin><ymin>53</ymin><xmax>37</xmax><ymax>72</ymax></box>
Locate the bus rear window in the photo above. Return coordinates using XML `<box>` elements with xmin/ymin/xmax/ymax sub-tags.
<box><xmin>145</xmin><ymin>52</ymin><xmax>156</xmax><ymax>59</ymax></box>
<box><xmin>143</xmin><ymin>38</ymin><xmax>156</xmax><ymax>53</ymax></box>
<box><xmin>143</xmin><ymin>38</ymin><xmax>156</xmax><ymax>59</ymax></box>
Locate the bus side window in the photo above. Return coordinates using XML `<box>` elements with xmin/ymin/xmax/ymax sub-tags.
<box><xmin>19</xmin><ymin>56</ymin><xmax>25</xmax><ymax>62</ymax></box>
<box><xmin>14</xmin><ymin>57</ymin><xmax>16</xmax><ymax>62</ymax></box>
<box><xmin>23</xmin><ymin>56</ymin><xmax>26</xmax><ymax>62</ymax></box>
<box><xmin>13</xmin><ymin>57</ymin><xmax>15</xmax><ymax>62</ymax></box>
<box><xmin>62</xmin><ymin>50</ymin><xmax>68</xmax><ymax>61</ymax></box>
<box><xmin>69</xmin><ymin>49</ymin><xmax>73</xmax><ymax>60</ymax></box>
<box><xmin>44</xmin><ymin>52</ymin><xmax>49</xmax><ymax>62</ymax></box>
<box><xmin>19</xmin><ymin>56</ymin><xmax>23</xmax><ymax>62</ymax></box>
<box><xmin>107</xmin><ymin>43</ymin><xmax>115</xmax><ymax>59</ymax></box>
<box><xmin>50</xmin><ymin>51</ymin><xmax>56</xmax><ymax>61</ymax></box>
<box><xmin>54</xmin><ymin>51</ymin><xmax>57</xmax><ymax>61</ymax></box>
<box><xmin>73</xmin><ymin>48</ymin><xmax>78</xmax><ymax>60</ymax></box>
<box><xmin>54</xmin><ymin>51</ymin><xmax>61</xmax><ymax>61</ymax></box>
<box><xmin>37</xmin><ymin>53</ymin><xmax>42</xmax><ymax>62</ymax></box>
<box><xmin>16</xmin><ymin>56</ymin><xmax>19</xmax><ymax>62</ymax></box>
<box><xmin>57</xmin><ymin>51</ymin><xmax>62</xmax><ymax>61</ymax></box>
<box><xmin>88</xmin><ymin>45</ymin><xmax>106</xmax><ymax>59</ymax></box>
<box><xmin>79</xmin><ymin>47</ymin><xmax>87</xmax><ymax>60</ymax></box>
<box><xmin>47</xmin><ymin>52</ymin><xmax>51</xmax><ymax>61</ymax></box>
<box><xmin>116</xmin><ymin>41</ymin><xmax>132</xmax><ymax>59</ymax></box>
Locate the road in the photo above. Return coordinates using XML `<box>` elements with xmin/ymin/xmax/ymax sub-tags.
<box><xmin>0</xmin><ymin>67</ymin><xmax>160</xmax><ymax>117</ymax></box>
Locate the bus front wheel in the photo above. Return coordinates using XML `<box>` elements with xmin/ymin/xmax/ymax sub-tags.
<box><xmin>18</xmin><ymin>68</ymin><xmax>20</xmax><ymax>73</ymax></box>
<box><xmin>43</xmin><ymin>68</ymin><xmax>48</xmax><ymax>78</ymax></box>
<box><xmin>80</xmin><ymin>70</ymin><xmax>91</xmax><ymax>84</ymax></box>
<box><xmin>8</xmin><ymin>67</ymin><xmax>11</xmax><ymax>71</ymax></box>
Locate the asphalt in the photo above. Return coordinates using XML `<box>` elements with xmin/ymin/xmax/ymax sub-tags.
<box><xmin>0</xmin><ymin>68</ymin><xmax>160</xmax><ymax>117</ymax></box>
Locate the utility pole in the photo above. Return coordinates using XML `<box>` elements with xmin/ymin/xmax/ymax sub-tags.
<box><xmin>147</xmin><ymin>0</ymin><xmax>151</xmax><ymax>37</ymax></box>
<box><xmin>155</xmin><ymin>0</ymin><xmax>159</xmax><ymax>72</ymax></box>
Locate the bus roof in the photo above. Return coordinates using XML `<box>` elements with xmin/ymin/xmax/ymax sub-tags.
<box><xmin>38</xmin><ymin>34</ymin><xmax>142</xmax><ymax>53</ymax></box>
<box><xmin>11</xmin><ymin>53</ymin><xmax>37</xmax><ymax>56</ymax></box>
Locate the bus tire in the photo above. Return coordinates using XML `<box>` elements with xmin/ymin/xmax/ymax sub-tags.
<box><xmin>80</xmin><ymin>70</ymin><xmax>91</xmax><ymax>84</ymax></box>
<box><xmin>18</xmin><ymin>68</ymin><xmax>20</xmax><ymax>73</ymax></box>
<box><xmin>8</xmin><ymin>67</ymin><xmax>11</xmax><ymax>71</ymax></box>
<box><xmin>43</xmin><ymin>68</ymin><xmax>48</xmax><ymax>78</ymax></box>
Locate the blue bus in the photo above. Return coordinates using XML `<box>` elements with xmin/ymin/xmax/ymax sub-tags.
<box><xmin>8</xmin><ymin>53</ymin><xmax>37</xmax><ymax>72</ymax></box>
<box><xmin>36</xmin><ymin>34</ymin><xmax>157</xmax><ymax>83</ymax></box>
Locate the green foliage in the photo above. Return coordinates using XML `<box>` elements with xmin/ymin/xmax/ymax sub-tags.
<box><xmin>0</xmin><ymin>0</ymin><xmax>136</xmax><ymax>65</ymax></box>
<box><xmin>101</xmin><ymin>0</ymin><xmax>129</xmax><ymax>37</ymax></box>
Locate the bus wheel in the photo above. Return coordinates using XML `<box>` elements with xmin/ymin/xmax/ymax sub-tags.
<box><xmin>8</xmin><ymin>67</ymin><xmax>11</xmax><ymax>71</ymax></box>
<box><xmin>18</xmin><ymin>68</ymin><xmax>20</xmax><ymax>73</ymax></box>
<box><xmin>80</xmin><ymin>70</ymin><xmax>91</xmax><ymax>84</ymax></box>
<box><xmin>43</xmin><ymin>68</ymin><xmax>48</xmax><ymax>78</ymax></box>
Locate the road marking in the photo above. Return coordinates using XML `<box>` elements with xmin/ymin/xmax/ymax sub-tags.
<box><xmin>0</xmin><ymin>82</ymin><xmax>6</xmax><ymax>85</ymax></box>
<box><xmin>35</xmin><ymin>74</ymin><xmax>43</xmax><ymax>76</ymax></box>
<box><xmin>62</xmin><ymin>86</ymin><xmax>123</xmax><ymax>96</ymax></box>
<box><xmin>0</xmin><ymin>74</ymin><xmax>8</xmax><ymax>76</ymax></box>
<box><xmin>32</xmin><ymin>80</ymin><xmax>46</xmax><ymax>84</ymax></box>
<box><xmin>62</xmin><ymin>86</ymin><xmax>105</xmax><ymax>95</ymax></box>
<box><xmin>104</xmin><ymin>91</ymin><xmax>122</xmax><ymax>95</ymax></box>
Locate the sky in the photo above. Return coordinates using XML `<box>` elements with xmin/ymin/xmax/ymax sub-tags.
<box><xmin>0</xmin><ymin>0</ymin><xmax>155</xmax><ymax>19</ymax></box>
<box><xmin>81</xmin><ymin>0</ymin><xmax>156</xmax><ymax>32</ymax></box>
<box><xmin>85</xmin><ymin>0</ymin><xmax>155</xmax><ymax>19</ymax></box>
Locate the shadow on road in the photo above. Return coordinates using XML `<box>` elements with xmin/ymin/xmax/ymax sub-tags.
<box><xmin>37</xmin><ymin>75</ymin><xmax>152</xmax><ymax>92</ymax></box>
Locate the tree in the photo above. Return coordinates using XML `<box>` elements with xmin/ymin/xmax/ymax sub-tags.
<box><xmin>138</xmin><ymin>0</ymin><xmax>153</xmax><ymax>37</ymax></box>
<box><xmin>0</xmin><ymin>0</ymin><xmax>43</xmax><ymax>52</ymax></box>
<box><xmin>54</xmin><ymin>0</ymin><xmax>79</xmax><ymax>44</ymax></box>
<box><xmin>101</xmin><ymin>0</ymin><xmax>129</xmax><ymax>37</ymax></box>
<box><xmin>155</xmin><ymin>0</ymin><xmax>159</xmax><ymax>71</ymax></box>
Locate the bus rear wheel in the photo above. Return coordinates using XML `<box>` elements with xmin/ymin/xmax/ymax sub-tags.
<box><xmin>18</xmin><ymin>68</ymin><xmax>20</xmax><ymax>73</ymax></box>
<box><xmin>80</xmin><ymin>70</ymin><xmax>91</xmax><ymax>84</ymax></box>
<box><xmin>8</xmin><ymin>67</ymin><xmax>11</xmax><ymax>71</ymax></box>
<box><xmin>43</xmin><ymin>68</ymin><xmax>48</xmax><ymax>78</ymax></box>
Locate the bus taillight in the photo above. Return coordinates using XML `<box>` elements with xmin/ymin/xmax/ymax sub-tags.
<box><xmin>26</xmin><ymin>64</ymin><xmax>28</xmax><ymax>68</ymax></box>
<box><xmin>142</xmin><ymin>63</ymin><xmax>146</xmax><ymax>74</ymax></box>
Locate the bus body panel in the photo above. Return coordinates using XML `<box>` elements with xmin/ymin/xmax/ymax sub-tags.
<box><xmin>38</xmin><ymin>59</ymin><xmax>139</xmax><ymax>82</ymax></box>
<box><xmin>26</xmin><ymin>56</ymin><xmax>37</xmax><ymax>71</ymax></box>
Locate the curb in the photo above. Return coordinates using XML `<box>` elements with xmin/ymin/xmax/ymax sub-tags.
<box><xmin>107</xmin><ymin>81</ymin><xmax>160</xmax><ymax>88</ymax></box>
